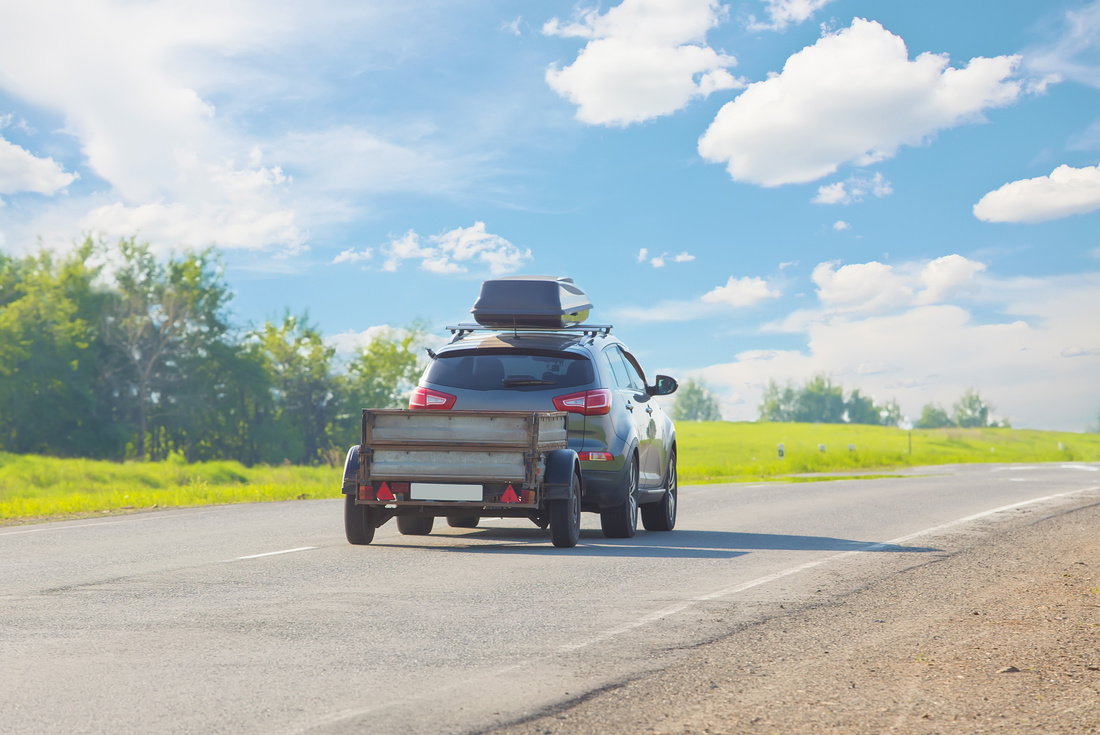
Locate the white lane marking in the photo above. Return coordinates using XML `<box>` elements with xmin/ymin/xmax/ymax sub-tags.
<box><xmin>560</xmin><ymin>487</ymin><xmax>1097</xmax><ymax>653</ymax></box>
<box><xmin>1062</xmin><ymin>464</ymin><xmax>1100</xmax><ymax>472</ymax></box>
<box><xmin>0</xmin><ymin>511</ymin><xmax>216</xmax><ymax>537</ymax></box>
<box><xmin>230</xmin><ymin>546</ymin><xmax>316</xmax><ymax>561</ymax></box>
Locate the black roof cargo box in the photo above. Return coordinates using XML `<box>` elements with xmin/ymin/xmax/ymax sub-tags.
<box><xmin>471</xmin><ymin>276</ymin><xmax>593</xmax><ymax>328</ymax></box>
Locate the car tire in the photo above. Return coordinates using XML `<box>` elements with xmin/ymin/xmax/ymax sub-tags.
<box><xmin>397</xmin><ymin>515</ymin><xmax>435</xmax><ymax>535</ymax></box>
<box><xmin>344</xmin><ymin>494</ymin><xmax>375</xmax><ymax>545</ymax></box>
<box><xmin>641</xmin><ymin>449</ymin><xmax>677</xmax><ymax>532</ymax></box>
<box><xmin>600</xmin><ymin>455</ymin><xmax>638</xmax><ymax>539</ymax></box>
<box><xmin>549</xmin><ymin>472</ymin><xmax>582</xmax><ymax>548</ymax></box>
<box><xmin>447</xmin><ymin>516</ymin><xmax>480</xmax><ymax>529</ymax></box>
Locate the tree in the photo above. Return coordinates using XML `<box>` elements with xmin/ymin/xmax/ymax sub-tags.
<box><xmin>844</xmin><ymin>389</ymin><xmax>879</xmax><ymax>425</ymax></box>
<box><xmin>249</xmin><ymin>314</ymin><xmax>339</xmax><ymax>465</ymax></box>
<box><xmin>670</xmin><ymin>379</ymin><xmax>722</xmax><ymax>421</ymax></box>
<box><xmin>952</xmin><ymin>388</ymin><xmax>992</xmax><ymax>428</ymax></box>
<box><xmin>793</xmin><ymin>374</ymin><xmax>845</xmax><ymax>423</ymax></box>
<box><xmin>877</xmin><ymin>398</ymin><xmax>902</xmax><ymax>427</ymax></box>
<box><xmin>101</xmin><ymin>239</ymin><xmax>231</xmax><ymax>460</ymax></box>
<box><xmin>916</xmin><ymin>403</ymin><xmax>953</xmax><ymax>429</ymax></box>
<box><xmin>759</xmin><ymin>379</ymin><xmax>798</xmax><ymax>422</ymax></box>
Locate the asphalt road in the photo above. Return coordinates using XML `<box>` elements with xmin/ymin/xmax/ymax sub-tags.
<box><xmin>2</xmin><ymin>463</ymin><xmax>1098</xmax><ymax>735</ymax></box>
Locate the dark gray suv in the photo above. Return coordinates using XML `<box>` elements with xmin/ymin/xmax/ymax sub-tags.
<box><xmin>410</xmin><ymin>276</ymin><xmax>678</xmax><ymax>538</ymax></box>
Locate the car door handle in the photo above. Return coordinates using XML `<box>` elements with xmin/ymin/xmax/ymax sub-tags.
<box><xmin>645</xmin><ymin>406</ymin><xmax>653</xmax><ymax>414</ymax></box>
<box><xmin>625</xmin><ymin>402</ymin><xmax>634</xmax><ymax>412</ymax></box>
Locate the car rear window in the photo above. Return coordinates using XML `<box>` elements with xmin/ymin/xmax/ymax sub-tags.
<box><xmin>425</xmin><ymin>350</ymin><xmax>595</xmax><ymax>391</ymax></box>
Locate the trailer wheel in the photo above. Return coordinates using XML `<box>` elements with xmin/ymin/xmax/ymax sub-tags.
<box><xmin>549</xmin><ymin>472</ymin><xmax>581</xmax><ymax>548</ymax></box>
<box><xmin>397</xmin><ymin>515</ymin><xmax>435</xmax><ymax>535</ymax></box>
<box><xmin>344</xmin><ymin>494</ymin><xmax>376</xmax><ymax>545</ymax></box>
<box><xmin>447</xmin><ymin>516</ymin><xmax>480</xmax><ymax>529</ymax></box>
<box><xmin>600</xmin><ymin>455</ymin><xmax>638</xmax><ymax>539</ymax></box>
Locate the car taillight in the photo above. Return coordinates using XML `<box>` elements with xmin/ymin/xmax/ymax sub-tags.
<box><xmin>553</xmin><ymin>388</ymin><xmax>611</xmax><ymax>416</ymax></box>
<box><xmin>579</xmin><ymin>451</ymin><xmax>614</xmax><ymax>461</ymax></box>
<box><xmin>409</xmin><ymin>386</ymin><xmax>456</xmax><ymax>410</ymax></box>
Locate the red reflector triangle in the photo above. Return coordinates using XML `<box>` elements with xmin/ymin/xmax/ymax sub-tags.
<box><xmin>501</xmin><ymin>485</ymin><xmax>519</xmax><ymax>503</ymax></box>
<box><xmin>376</xmin><ymin>482</ymin><xmax>395</xmax><ymax>502</ymax></box>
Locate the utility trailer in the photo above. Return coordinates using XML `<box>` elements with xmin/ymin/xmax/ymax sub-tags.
<box><xmin>341</xmin><ymin>409</ymin><xmax>584</xmax><ymax>548</ymax></box>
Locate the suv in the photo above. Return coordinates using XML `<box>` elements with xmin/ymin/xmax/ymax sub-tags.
<box><xmin>410</xmin><ymin>276</ymin><xmax>679</xmax><ymax>538</ymax></box>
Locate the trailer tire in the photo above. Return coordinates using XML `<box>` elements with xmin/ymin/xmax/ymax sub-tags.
<box><xmin>600</xmin><ymin>455</ymin><xmax>638</xmax><ymax>539</ymax></box>
<box><xmin>344</xmin><ymin>494</ymin><xmax>375</xmax><ymax>545</ymax></box>
<box><xmin>447</xmin><ymin>516</ymin><xmax>480</xmax><ymax>528</ymax></box>
<box><xmin>549</xmin><ymin>471</ymin><xmax>581</xmax><ymax>548</ymax></box>
<box><xmin>397</xmin><ymin>515</ymin><xmax>435</xmax><ymax>535</ymax></box>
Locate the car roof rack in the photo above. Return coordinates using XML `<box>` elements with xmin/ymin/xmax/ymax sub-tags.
<box><xmin>444</xmin><ymin>322</ymin><xmax>613</xmax><ymax>341</ymax></box>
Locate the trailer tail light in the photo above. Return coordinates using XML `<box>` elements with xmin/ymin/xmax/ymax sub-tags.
<box><xmin>553</xmin><ymin>388</ymin><xmax>611</xmax><ymax>416</ymax></box>
<box><xmin>409</xmin><ymin>386</ymin><xmax>456</xmax><ymax>410</ymax></box>
<box><xmin>579</xmin><ymin>451</ymin><xmax>613</xmax><ymax>461</ymax></box>
<box><xmin>500</xmin><ymin>484</ymin><xmax>520</xmax><ymax>503</ymax></box>
<box><xmin>358</xmin><ymin>485</ymin><xmax>373</xmax><ymax>501</ymax></box>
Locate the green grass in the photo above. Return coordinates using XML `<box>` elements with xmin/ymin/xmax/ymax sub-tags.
<box><xmin>4</xmin><ymin>423</ymin><xmax>1100</xmax><ymax>523</ymax></box>
<box><xmin>676</xmin><ymin>422</ymin><xmax>1100</xmax><ymax>484</ymax></box>
<box><xmin>0</xmin><ymin>452</ymin><xmax>336</xmax><ymax>524</ymax></box>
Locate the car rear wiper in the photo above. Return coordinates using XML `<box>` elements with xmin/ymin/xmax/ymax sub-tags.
<box><xmin>501</xmin><ymin>379</ymin><xmax>556</xmax><ymax>386</ymax></box>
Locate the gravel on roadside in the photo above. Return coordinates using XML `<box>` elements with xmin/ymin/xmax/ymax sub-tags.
<box><xmin>490</xmin><ymin>501</ymin><xmax>1100</xmax><ymax>735</ymax></box>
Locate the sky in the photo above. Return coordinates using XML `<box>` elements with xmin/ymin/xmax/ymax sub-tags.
<box><xmin>1</xmin><ymin>0</ymin><xmax>1099</xmax><ymax>430</ymax></box>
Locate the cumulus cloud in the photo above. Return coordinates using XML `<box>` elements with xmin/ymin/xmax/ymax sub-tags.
<box><xmin>973</xmin><ymin>163</ymin><xmax>1100</xmax><ymax>223</ymax></box>
<box><xmin>811</xmin><ymin>255</ymin><xmax>986</xmax><ymax>314</ymax></box>
<box><xmin>702</xmin><ymin>275</ymin><xmax>781</xmax><ymax>306</ymax></box>
<box><xmin>333</xmin><ymin>247</ymin><xmax>373</xmax><ymax>264</ymax></box>
<box><xmin>381</xmin><ymin>222</ymin><xmax>531</xmax><ymax>275</ymax></box>
<box><xmin>747</xmin><ymin>0</ymin><xmax>835</xmax><ymax>32</ymax></box>
<box><xmin>698</xmin><ymin>19</ymin><xmax>1023</xmax><ymax>186</ymax></box>
<box><xmin>697</xmin><ymin>268</ymin><xmax>1100</xmax><ymax>430</ymax></box>
<box><xmin>543</xmin><ymin>0</ymin><xmax>742</xmax><ymax>126</ymax></box>
<box><xmin>0</xmin><ymin>136</ymin><xmax>78</xmax><ymax>195</ymax></box>
<box><xmin>832</xmin><ymin>220</ymin><xmax>851</xmax><ymax>231</ymax></box>
<box><xmin>813</xmin><ymin>172</ymin><xmax>893</xmax><ymax>204</ymax></box>
<box><xmin>638</xmin><ymin>249</ymin><xmax>695</xmax><ymax>267</ymax></box>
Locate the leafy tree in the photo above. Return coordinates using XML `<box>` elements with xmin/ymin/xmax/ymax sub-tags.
<box><xmin>793</xmin><ymin>374</ymin><xmax>846</xmax><ymax>423</ymax></box>
<box><xmin>759</xmin><ymin>379</ymin><xmax>798</xmax><ymax>422</ymax></box>
<box><xmin>877</xmin><ymin>398</ymin><xmax>902</xmax><ymax>427</ymax></box>
<box><xmin>916</xmin><ymin>403</ymin><xmax>954</xmax><ymax>429</ymax></box>
<box><xmin>670</xmin><ymin>379</ymin><xmax>722</xmax><ymax>421</ymax></box>
<box><xmin>844</xmin><ymin>389</ymin><xmax>879</xmax><ymax>425</ymax></box>
<box><xmin>249</xmin><ymin>314</ymin><xmax>339</xmax><ymax>465</ymax></box>
<box><xmin>101</xmin><ymin>239</ymin><xmax>231</xmax><ymax>460</ymax></box>
<box><xmin>952</xmin><ymin>388</ymin><xmax>992</xmax><ymax>428</ymax></box>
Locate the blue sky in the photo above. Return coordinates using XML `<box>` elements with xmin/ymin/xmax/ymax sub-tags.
<box><xmin>1</xmin><ymin>0</ymin><xmax>1099</xmax><ymax>430</ymax></box>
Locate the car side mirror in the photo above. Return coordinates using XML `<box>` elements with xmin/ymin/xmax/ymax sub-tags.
<box><xmin>647</xmin><ymin>375</ymin><xmax>678</xmax><ymax>396</ymax></box>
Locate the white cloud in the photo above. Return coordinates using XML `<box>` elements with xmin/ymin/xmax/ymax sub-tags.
<box><xmin>747</xmin><ymin>0</ymin><xmax>835</xmax><ymax>32</ymax></box>
<box><xmin>1026</xmin><ymin>1</ymin><xmax>1100</xmax><ymax>88</ymax></box>
<box><xmin>333</xmin><ymin>247</ymin><xmax>373</xmax><ymax>264</ymax></box>
<box><xmin>811</xmin><ymin>255</ymin><xmax>986</xmax><ymax>314</ymax></box>
<box><xmin>543</xmin><ymin>0</ymin><xmax>742</xmax><ymax>126</ymax></box>
<box><xmin>973</xmin><ymin>163</ymin><xmax>1100</xmax><ymax>223</ymax></box>
<box><xmin>381</xmin><ymin>222</ymin><xmax>531</xmax><ymax>275</ymax></box>
<box><xmin>813</xmin><ymin>172</ymin><xmax>892</xmax><ymax>204</ymax></box>
<box><xmin>832</xmin><ymin>220</ymin><xmax>851</xmax><ymax>231</ymax></box>
<box><xmin>639</xmin><ymin>249</ymin><xmax>695</xmax><ymax>268</ymax></box>
<box><xmin>697</xmin><ymin>269</ymin><xmax>1100</xmax><ymax>430</ymax></box>
<box><xmin>0</xmin><ymin>136</ymin><xmax>78</xmax><ymax>195</ymax></box>
<box><xmin>698</xmin><ymin>19</ymin><xmax>1023</xmax><ymax>186</ymax></box>
<box><xmin>702</xmin><ymin>275</ymin><xmax>781</xmax><ymax>307</ymax></box>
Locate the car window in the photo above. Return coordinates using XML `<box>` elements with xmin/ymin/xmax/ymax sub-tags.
<box><xmin>425</xmin><ymin>349</ymin><xmax>594</xmax><ymax>391</ymax></box>
<box><xmin>603</xmin><ymin>346</ymin><xmax>638</xmax><ymax>391</ymax></box>
<box><xmin>621</xmin><ymin>351</ymin><xmax>647</xmax><ymax>391</ymax></box>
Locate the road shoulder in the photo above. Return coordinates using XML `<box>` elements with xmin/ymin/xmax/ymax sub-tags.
<box><xmin>491</xmin><ymin>500</ymin><xmax>1100</xmax><ymax>734</ymax></box>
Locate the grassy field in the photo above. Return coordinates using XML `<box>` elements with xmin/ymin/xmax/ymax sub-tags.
<box><xmin>676</xmin><ymin>422</ymin><xmax>1100</xmax><ymax>484</ymax></box>
<box><xmin>0</xmin><ymin>452</ymin><xmax>334</xmax><ymax>524</ymax></box>
<box><xmin>3</xmin><ymin>423</ymin><xmax>1100</xmax><ymax>523</ymax></box>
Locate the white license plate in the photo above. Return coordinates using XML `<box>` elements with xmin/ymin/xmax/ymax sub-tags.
<box><xmin>409</xmin><ymin>483</ymin><xmax>484</xmax><ymax>501</ymax></box>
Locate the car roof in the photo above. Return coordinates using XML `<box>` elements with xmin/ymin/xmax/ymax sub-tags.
<box><xmin>436</xmin><ymin>329</ymin><xmax>618</xmax><ymax>358</ymax></box>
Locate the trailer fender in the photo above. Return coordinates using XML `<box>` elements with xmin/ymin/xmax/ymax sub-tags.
<box><xmin>341</xmin><ymin>445</ymin><xmax>360</xmax><ymax>495</ymax></box>
<box><xmin>542</xmin><ymin>449</ymin><xmax>581</xmax><ymax>502</ymax></box>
